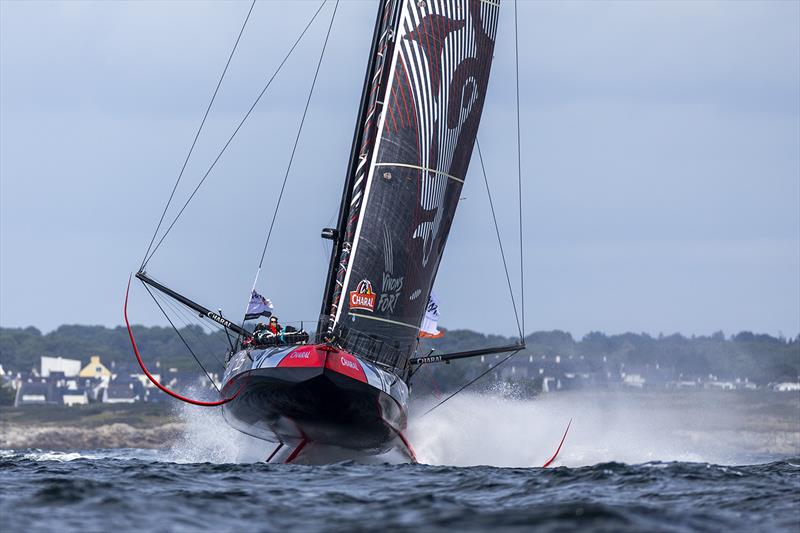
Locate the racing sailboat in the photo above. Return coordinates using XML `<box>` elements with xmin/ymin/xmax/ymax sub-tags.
<box><xmin>125</xmin><ymin>0</ymin><xmax>533</xmax><ymax>463</ymax></box>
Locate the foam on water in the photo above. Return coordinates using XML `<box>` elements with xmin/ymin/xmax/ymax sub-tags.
<box><xmin>0</xmin><ymin>448</ymin><xmax>165</xmax><ymax>462</ymax></box>
<box><xmin>0</xmin><ymin>450</ymin><xmax>89</xmax><ymax>462</ymax></box>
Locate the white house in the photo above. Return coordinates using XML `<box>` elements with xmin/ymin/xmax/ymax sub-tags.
<box><xmin>41</xmin><ymin>356</ymin><xmax>81</xmax><ymax>378</ymax></box>
<box><xmin>62</xmin><ymin>389</ymin><xmax>89</xmax><ymax>406</ymax></box>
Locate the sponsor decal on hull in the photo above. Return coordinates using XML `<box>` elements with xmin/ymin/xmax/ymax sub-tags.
<box><xmin>276</xmin><ymin>346</ymin><xmax>326</xmax><ymax>368</ymax></box>
<box><xmin>325</xmin><ymin>352</ymin><xmax>368</xmax><ymax>383</ymax></box>
<box><xmin>349</xmin><ymin>279</ymin><xmax>377</xmax><ymax>312</ymax></box>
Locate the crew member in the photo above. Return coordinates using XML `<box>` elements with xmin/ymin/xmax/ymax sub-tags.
<box><xmin>268</xmin><ymin>316</ymin><xmax>282</xmax><ymax>335</ymax></box>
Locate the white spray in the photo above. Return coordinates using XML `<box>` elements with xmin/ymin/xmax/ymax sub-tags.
<box><xmin>168</xmin><ymin>389</ymin><xmax>799</xmax><ymax>466</ymax></box>
<box><xmin>168</xmin><ymin>403</ymin><xmax>267</xmax><ymax>464</ymax></box>
<box><xmin>409</xmin><ymin>389</ymin><xmax>799</xmax><ymax>467</ymax></box>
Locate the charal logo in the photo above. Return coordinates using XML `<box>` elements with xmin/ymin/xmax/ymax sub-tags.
<box><xmin>349</xmin><ymin>279</ymin><xmax>377</xmax><ymax>312</ymax></box>
<box><xmin>340</xmin><ymin>356</ymin><xmax>359</xmax><ymax>371</ymax></box>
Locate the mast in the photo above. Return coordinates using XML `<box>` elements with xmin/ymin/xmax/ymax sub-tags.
<box><xmin>319</xmin><ymin>0</ymin><xmax>399</xmax><ymax>326</ymax></box>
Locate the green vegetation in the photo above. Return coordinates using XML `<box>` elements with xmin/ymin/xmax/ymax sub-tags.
<box><xmin>0</xmin><ymin>325</ymin><xmax>797</xmax><ymax>385</ymax></box>
<box><xmin>0</xmin><ymin>324</ymin><xmax>230</xmax><ymax>373</ymax></box>
<box><xmin>422</xmin><ymin>329</ymin><xmax>799</xmax><ymax>385</ymax></box>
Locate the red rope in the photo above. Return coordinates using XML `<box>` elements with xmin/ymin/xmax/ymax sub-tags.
<box><xmin>124</xmin><ymin>276</ymin><xmax>246</xmax><ymax>407</ymax></box>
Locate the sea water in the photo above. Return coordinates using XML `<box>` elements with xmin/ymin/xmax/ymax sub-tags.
<box><xmin>2</xmin><ymin>391</ymin><xmax>798</xmax><ymax>532</ymax></box>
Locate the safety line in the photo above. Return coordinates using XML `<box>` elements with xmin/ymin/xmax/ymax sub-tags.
<box><xmin>125</xmin><ymin>278</ymin><xmax>247</xmax><ymax>407</ymax></box>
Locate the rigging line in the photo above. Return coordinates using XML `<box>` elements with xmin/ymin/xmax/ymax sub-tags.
<box><xmin>134</xmin><ymin>272</ymin><xmax>229</xmax><ymax>364</ymax></box>
<box><xmin>236</xmin><ymin>0</ymin><xmax>339</xmax><ymax>334</ymax></box>
<box><xmin>476</xmin><ymin>139</ymin><xmax>522</xmax><ymax>341</ymax></box>
<box><xmin>149</xmin><ymin>284</ymin><xmax>224</xmax><ymax>375</ymax></box>
<box><xmin>140</xmin><ymin>0</ymin><xmax>257</xmax><ymax>271</ymax></box>
<box><xmin>154</xmin><ymin>293</ymin><xmax>221</xmax><ymax>366</ymax></box>
<box><xmin>255</xmin><ymin>0</ymin><xmax>340</xmax><ymax>270</ymax></box>
<box><xmin>165</xmin><ymin>290</ymin><xmax>226</xmax><ymax>339</ymax></box>
<box><xmin>170</xmin><ymin>302</ymin><xmax>230</xmax><ymax>363</ymax></box>
<box><xmin>143</xmin><ymin>282</ymin><xmax>221</xmax><ymax>393</ymax></box>
<box><xmin>421</xmin><ymin>349</ymin><xmax>522</xmax><ymax>417</ymax></box>
<box><xmin>155</xmin><ymin>290</ymin><xmax>225</xmax><ymax>367</ymax></box>
<box><xmin>514</xmin><ymin>0</ymin><xmax>525</xmax><ymax>338</ymax></box>
<box><xmin>142</xmin><ymin>0</ymin><xmax>329</xmax><ymax>268</ymax></box>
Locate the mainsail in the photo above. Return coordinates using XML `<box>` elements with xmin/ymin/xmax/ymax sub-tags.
<box><xmin>322</xmin><ymin>0</ymin><xmax>499</xmax><ymax>370</ymax></box>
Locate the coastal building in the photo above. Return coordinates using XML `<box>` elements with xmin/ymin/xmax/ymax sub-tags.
<box><xmin>705</xmin><ymin>380</ymin><xmax>736</xmax><ymax>391</ymax></box>
<box><xmin>62</xmin><ymin>388</ymin><xmax>89</xmax><ymax>406</ymax></box>
<box><xmin>14</xmin><ymin>379</ymin><xmax>65</xmax><ymax>406</ymax></box>
<box><xmin>14</xmin><ymin>382</ymin><xmax>49</xmax><ymax>406</ymax></box>
<box><xmin>622</xmin><ymin>373</ymin><xmax>646</xmax><ymax>388</ymax></box>
<box><xmin>79</xmin><ymin>356</ymin><xmax>112</xmax><ymax>379</ymax></box>
<box><xmin>103</xmin><ymin>381</ymin><xmax>140</xmax><ymax>403</ymax></box>
<box><xmin>772</xmin><ymin>382</ymin><xmax>800</xmax><ymax>392</ymax></box>
<box><xmin>41</xmin><ymin>356</ymin><xmax>81</xmax><ymax>377</ymax></box>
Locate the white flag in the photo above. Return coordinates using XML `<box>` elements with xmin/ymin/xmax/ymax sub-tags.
<box><xmin>419</xmin><ymin>291</ymin><xmax>443</xmax><ymax>338</ymax></box>
<box><xmin>245</xmin><ymin>290</ymin><xmax>273</xmax><ymax>320</ymax></box>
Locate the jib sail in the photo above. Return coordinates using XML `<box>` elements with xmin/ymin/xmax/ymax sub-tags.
<box><xmin>323</xmin><ymin>0</ymin><xmax>500</xmax><ymax>370</ymax></box>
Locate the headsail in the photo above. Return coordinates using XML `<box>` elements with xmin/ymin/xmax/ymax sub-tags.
<box><xmin>323</xmin><ymin>0</ymin><xmax>499</xmax><ymax>370</ymax></box>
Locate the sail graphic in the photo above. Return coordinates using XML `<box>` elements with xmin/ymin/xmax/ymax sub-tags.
<box><xmin>325</xmin><ymin>0</ymin><xmax>499</xmax><ymax>368</ymax></box>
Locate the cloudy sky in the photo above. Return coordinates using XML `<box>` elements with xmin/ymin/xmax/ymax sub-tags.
<box><xmin>1</xmin><ymin>0</ymin><xmax>798</xmax><ymax>339</ymax></box>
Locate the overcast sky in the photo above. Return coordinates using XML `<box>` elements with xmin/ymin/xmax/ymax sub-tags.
<box><xmin>1</xmin><ymin>0</ymin><xmax>798</xmax><ymax>339</ymax></box>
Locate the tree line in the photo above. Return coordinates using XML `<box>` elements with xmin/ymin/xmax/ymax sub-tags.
<box><xmin>1</xmin><ymin>325</ymin><xmax>797</xmax><ymax>385</ymax></box>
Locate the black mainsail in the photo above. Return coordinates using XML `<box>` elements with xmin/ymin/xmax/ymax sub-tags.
<box><xmin>322</xmin><ymin>0</ymin><xmax>500</xmax><ymax>371</ymax></box>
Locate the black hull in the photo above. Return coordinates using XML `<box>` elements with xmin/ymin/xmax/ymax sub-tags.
<box><xmin>221</xmin><ymin>345</ymin><xmax>409</xmax><ymax>454</ymax></box>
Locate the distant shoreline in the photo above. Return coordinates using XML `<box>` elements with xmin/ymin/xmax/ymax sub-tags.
<box><xmin>0</xmin><ymin>403</ymin><xmax>182</xmax><ymax>450</ymax></box>
<box><xmin>1</xmin><ymin>390</ymin><xmax>797</xmax><ymax>452</ymax></box>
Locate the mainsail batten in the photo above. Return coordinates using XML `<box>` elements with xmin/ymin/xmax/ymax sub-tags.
<box><xmin>326</xmin><ymin>0</ymin><xmax>499</xmax><ymax>371</ymax></box>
